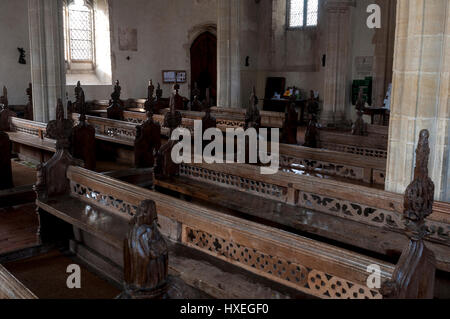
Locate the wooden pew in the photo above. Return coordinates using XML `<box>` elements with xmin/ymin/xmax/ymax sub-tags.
<box><xmin>211</xmin><ymin>107</ymin><xmax>285</xmax><ymax>129</ymax></box>
<box><xmin>318</xmin><ymin>129</ymin><xmax>388</xmax><ymax>159</ymax></box>
<box><xmin>6</xmin><ymin>117</ymin><xmax>55</xmax><ymax>164</ymax></box>
<box><xmin>2</xmin><ymin>99</ymin><xmax>95</xmax><ymax>169</ymax></box>
<box><xmin>152</xmin><ymin>132</ymin><xmax>449</xmax><ymax>273</ymax></box>
<box><xmin>73</xmin><ymin>112</ymin><xmax>387</xmax><ymax>186</ymax></box>
<box><xmin>279</xmin><ymin>143</ymin><xmax>387</xmax><ymax>186</ymax></box>
<box><xmin>34</xmin><ymin>144</ymin><xmax>437</xmax><ymax>299</ymax></box>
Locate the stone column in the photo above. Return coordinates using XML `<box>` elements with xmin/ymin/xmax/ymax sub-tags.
<box><xmin>372</xmin><ymin>0</ymin><xmax>396</xmax><ymax>108</ymax></box>
<box><xmin>386</xmin><ymin>0</ymin><xmax>450</xmax><ymax>202</ymax></box>
<box><xmin>28</xmin><ymin>0</ymin><xmax>66</xmax><ymax>122</ymax></box>
<box><xmin>217</xmin><ymin>0</ymin><xmax>241</xmax><ymax>108</ymax></box>
<box><xmin>321</xmin><ymin>0</ymin><xmax>355</xmax><ymax>125</ymax></box>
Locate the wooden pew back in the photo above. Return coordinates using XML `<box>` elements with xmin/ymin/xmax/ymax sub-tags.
<box><xmin>318</xmin><ymin>130</ymin><xmax>388</xmax><ymax>158</ymax></box>
<box><xmin>177</xmin><ymin>161</ymin><xmax>449</xmax><ymax>258</ymax></box>
<box><xmin>65</xmin><ymin>165</ymin><xmax>392</xmax><ymax>299</ymax></box>
<box><xmin>74</xmin><ymin>112</ymin><xmax>388</xmax><ymax>185</ymax></box>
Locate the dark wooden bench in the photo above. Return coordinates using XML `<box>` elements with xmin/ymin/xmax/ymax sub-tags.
<box><xmin>72</xmin><ymin>111</ymin><xmax>388</xmax><ymax>186</ymax></box>
<box><xmin>24</xmin><ymin>122</ymin><xmax>405</xmax><ymax>299</ymax></box>
<box><xmin>151</xmin><ymin>130</ymin><xmax>449</xmax><ymax>277</ymax></box>
<box><xmin>31</xmin><ymin>127</ymin><xmax>435</xmax><ymax>298</ymax></box>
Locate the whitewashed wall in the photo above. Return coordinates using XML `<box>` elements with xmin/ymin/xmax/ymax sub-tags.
<box><xmin>0</xmin><ymin>0</ymin><xmax>31</xmax><ymax>105</ymax></box>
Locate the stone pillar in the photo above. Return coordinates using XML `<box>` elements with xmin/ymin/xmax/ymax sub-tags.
<box><xmin>372</xmin><ymin>0</ymin><xmax>396</xmax><ymax>108</ymax></box>
<box><xmin>28</xmin><ymin>0</ymin><xmax>66</xmax><ymax>122</ymax></box>
<box><xmin>386</xmin><ymin>0</ymin><xmax>450</xmax><ymax>202</ymax></box>
<box><xmin>217</xmin><ymin>0</ymin><xmax>241</xmax><ymax>108</ymax></box>
<box><xmin>321</xmin><ymin>0</ymin><xmax>355</xmax><ymax>125</ymax></box>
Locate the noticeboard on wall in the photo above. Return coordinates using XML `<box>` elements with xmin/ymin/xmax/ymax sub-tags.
<box><xmin>162</xmin><ymin>70</ymin><xmax>187</xmax><ymax>84</ymax></box>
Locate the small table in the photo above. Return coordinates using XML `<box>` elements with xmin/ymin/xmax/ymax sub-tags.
<box><xmin>364</xmin><ymin>107</ymin><xmax>389</xmax><ymax>125</ymax></box>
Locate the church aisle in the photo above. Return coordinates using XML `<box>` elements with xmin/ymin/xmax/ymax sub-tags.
<box><xmin>4</xmin><ymin>250</ymin><xmax>120</xmax><ymax>299</ymax></box>
<box><xmin>0</xmin><ymin>204</ymin><xmax>38</xmax><ymax>255</ymax></box>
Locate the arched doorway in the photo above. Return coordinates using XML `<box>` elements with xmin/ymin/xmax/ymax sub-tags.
<box><xmin>190</xmin><ymin>32</ymin><xmax>217</xmax><ymax>104</ymax></box>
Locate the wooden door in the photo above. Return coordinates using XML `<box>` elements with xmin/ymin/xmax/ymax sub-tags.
<box><xmin>190</xmin><ymin>32</ymin><xmax>217</xmax><ymax>104</ymax></box>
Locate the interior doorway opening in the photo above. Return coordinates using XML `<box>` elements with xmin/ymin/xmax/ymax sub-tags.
<box><xmin>190</xmin><ymin>31</ymin><xmax>217</xmax><ymax>105</ymax></box>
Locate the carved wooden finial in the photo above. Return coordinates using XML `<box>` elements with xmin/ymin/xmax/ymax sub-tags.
<box><xmin>0</xmin><ymin>86</ymin><xmax>8</xmax><ymax>109</ymax></box>
<box><xmin>35</xmin><ymin>100</ymin><xmax>77</xmax><ymax>201</ymax></box>
<box><xmin>205</xmin><ymin>87</ymin><xmax>211</xmax><ymax>109</ymax></box>
<box><xmin>79</xmin><ymin>90</ymin><xmax>87</xmax><ymax>123</ymax></box>
<box><xmin>112</xmin><ymin>80</ymin><xmax>121</xmax><ymax>102</ymax></box>
<box><xmin>26</xmin><ymin>83</ymin><xmax>32</xmax><ymax>104</ymax></box>
<box><xmin>355</xmin><ymin>87</ymin><xmax>366</xmax><ymax>112</ymax></box>
<box><xmin>192</xmin><ymin>82</ymin><xmax>200</xmax><ymax>99</ymax></box>
<box><xmin>24</xmin><ymin>83</ymin><xmax>33</xmax><ymax>121</ymax></box>
<box><xmin>148</xmin><ymin>80</ymin><xmax>155</xmax><ymax>99</ymax></box>
<box><xmin>245</xmin><ymin>87</ymin><xmax>261</xmax><ymax>130</ymax></box>
<box><xmin>121</xmin><ymin>200</ymin><xmax>168</xmax><ymax>299</ymax></box>
<box><xmin>166</xmin><ymin>93</ymin><xmax>182</xmax><ymax>132</ymax></box>
<box><xmin>72</xmin><ymin>86</ymin><xmax>96</xmax><ymax>170</ymax></box>
<box><xmin>173</xmin><ymin>78</ymin><xmax>180</xmax><ymax>92</ymax></box>
<box><xmin>46</xmin><ymin>99</ymin><xmax>73</xmax><ymax>150</ymax></box>
<box><xmin>202</xmin><ymin>106</ymin><xmax>216</xmax><ymax>140</ymax></box>
<box><xmin>250</xmin><ymin>86</ymin><xmax>258</xmax><ymax>107</ymax></box>
<box><xmin>380</xmin><ymin>129</ymin><xmax>436</xmax><ymax>299</ymax></box>
<box><xmin>107</xmin><ymin>80</ymin><xmax>124</xmax><ymax>120</ymax></box>
<box><xmin>282</xmin><ymin>99</ymin><xmax>299</xmax><ymax>145</ymax></box>
<box><xmin>135</xmin><ymin>110</ymin><xmax>161</xmax><ymax>169</ymax></box>
<box><xmin>144</xmin><ymin>81</ymin><xmax>156</xmax><ymax>113</ymax></box>
<box><xmin>403</xmin><ymin>129</ymin><xmax>435</xmax><ymax>240</ymax></box>
<box><xmin>156</xmin><ymin>83</ymin><xmax>163</xmax><ymax>99</ymax></box>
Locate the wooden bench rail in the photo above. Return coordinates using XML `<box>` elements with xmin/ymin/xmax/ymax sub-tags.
<box><xmin>0</xmin><ymin>265</ymin><xmax>37</xmax><ymax>299</ymax></box>
<box><xmin>72</xmin><ymin>112</ymin><xmax>388</xmax><ymax>185</ymax></box>
<box><xmin>279</xmin><ymin>143</ymin><xmax>386</xmax><ymax>185</ymax></box>
<box><xmin>177</xmin><ymin>161</ymin><xmax>449</xmax><ymax>249</ymax></box>
<box><xmin>318</xmin><ymin>130</ymin><xmax>388</xmax><ymax>159</ymax></box>
<box><xmin>7</xmin><ymin>117</ymin><xmax>56</xmax><ymax>164</ymax></box>
<box><xmin>64</xmin><ymin>165</ymin><xmax>393</xmax><ymax>299</ymax></box>
<box><xmin>10</xmin><ymin>117</ymin><xmax>47</xmax><ymax>138</ymax></box>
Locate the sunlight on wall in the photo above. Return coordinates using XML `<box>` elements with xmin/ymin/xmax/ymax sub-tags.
<box><xmin>94</xmin><ymin>0</ymin><xmax>112</xmax><ymax>84</ymax></box>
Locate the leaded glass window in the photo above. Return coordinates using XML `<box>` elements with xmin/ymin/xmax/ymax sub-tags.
<box><xmin>65</xmin><ymin>0</ymin><xmax>94</xmax><ymax>63</ymax></box>
<box><xmin>288</xmin><ymin>0</ymin><xmax>319</xmax><ymax>28</ymax></box>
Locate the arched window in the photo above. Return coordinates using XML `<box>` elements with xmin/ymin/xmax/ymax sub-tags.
<box><xmin>64</xmin><ymin>0</ymin><xmax>94</xmax><ymax>65</ymax></box>
<box><xmin>287</xmin><ymin>0</ymin><xmax>319</xmax><ymax>28</ymax></box>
